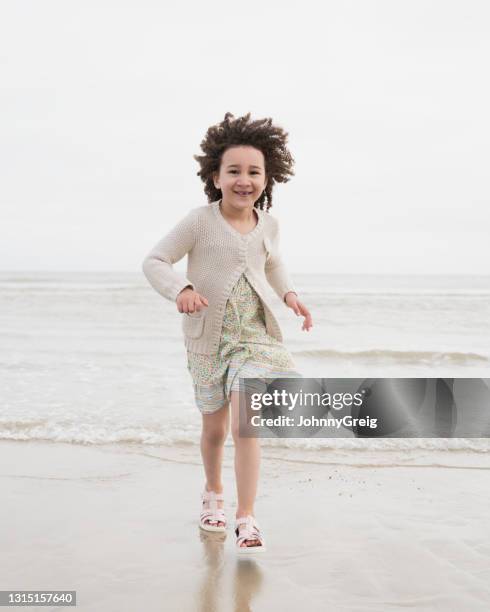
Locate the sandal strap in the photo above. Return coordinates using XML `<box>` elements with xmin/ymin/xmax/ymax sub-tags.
<box><xmin>201</xmin><ymin>508</ymin><xmax>226</xmax><ymax>520</ymax></box>
<box><xmin>200</xmin><ymin>508</ymin><xmax>227</xmax><ymax>526</ymax></box>
<box><xmin>235</xmin><ymin>515</ymin><xmax>260</xmax><ymax>530</ymax></box>
<box><xmin>202</xmin><ymin>489</ymin><xmax>224</xmax><ymax>502</ymax></box>
<box><xmin>200</xmin><ymin>488</ymin><xmax>226</xmax><ymax>526</ymax></box>
<box><xmin>235</xmin><ymin>515</ymin><xmax>263</xmax><ymax>546</ymax></box>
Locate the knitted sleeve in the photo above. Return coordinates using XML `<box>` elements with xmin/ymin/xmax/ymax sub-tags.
<box><xmin>142</xmin><ymin>209</ymin><xmax>197</xmax><ymax>302</ymax></box>
<box><xmin>264</xmin><ymin>219</ymin><xmax>298</xmax><ymax>303</ymax></box>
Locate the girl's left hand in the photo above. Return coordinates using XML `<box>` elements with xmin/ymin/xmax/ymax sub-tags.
<box><xmin>284</xmin><ymin>292</ymin><xmax>313</xmax><ymax>331</ymax></box>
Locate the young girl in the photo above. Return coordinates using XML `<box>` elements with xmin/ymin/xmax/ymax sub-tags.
<box><xmin>142</xmin><ymin>112</ymin><xmax>313</xmax><ymax>554</ymax></box>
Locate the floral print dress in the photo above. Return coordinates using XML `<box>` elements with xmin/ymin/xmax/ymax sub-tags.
<box><xmin>186</xmin><ymin>273</ymin><xmax>301</xmax><ymax>414</ymax></box>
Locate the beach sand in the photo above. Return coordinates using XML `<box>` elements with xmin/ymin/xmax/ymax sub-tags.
<box><xmin>1</xmin><ymin>440</ymin><xmax>489</xmax><ymax>611</ymax></box>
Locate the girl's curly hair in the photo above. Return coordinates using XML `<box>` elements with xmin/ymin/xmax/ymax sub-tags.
<box><xmin>193</xmin><ymin>112</ymin><xmax>295</xmax><ymax>211</ymax></box>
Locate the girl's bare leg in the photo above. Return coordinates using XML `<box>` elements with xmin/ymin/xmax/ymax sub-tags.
<box><xmin>230</xmin><ymin>390</ymin><xmax>261</xmax><ymax>547</ymax></box>
<box><xmin>200</xmin><ymin>401</ymin><xmax>230</xmax><ymax>527</ymax></box>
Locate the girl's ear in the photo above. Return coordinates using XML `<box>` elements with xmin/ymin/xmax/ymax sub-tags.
<box><xmin>213</xmin><ymin>172</ymin><xmax>220</xmax><ymax>189</ymax></box>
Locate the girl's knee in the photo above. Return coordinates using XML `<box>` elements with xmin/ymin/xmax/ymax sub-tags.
<box><xmin>202</xmin><ymin>405</ymin><xmax>229</xmax><ymax>445</ymax></box>
<box><xmin>231</xmin><ymin>422</ymin><xmax>257</xmax><ymax>445</ymax></box>
<box><xmin>231</xmin><ymin>423</ymin><xmax>240</xmax><ymax>444</ymax></box>
<box><xmin>203</xmin><ymin>427</ymin><xmax>228</xmax><ymax>446</ymax></box>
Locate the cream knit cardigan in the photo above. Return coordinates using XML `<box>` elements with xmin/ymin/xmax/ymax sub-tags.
<box><xmin>142</xmin><ymin>200</ymin><xmax>297</xmax><ymax>355</ymax></box>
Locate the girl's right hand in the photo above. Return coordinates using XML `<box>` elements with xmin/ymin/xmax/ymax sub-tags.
<box><xmin>176</xmin><ymin>286</ymin><xmax>209</xmax><ymax>314</ymax></box>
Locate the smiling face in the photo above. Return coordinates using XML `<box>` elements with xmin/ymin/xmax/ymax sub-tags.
<box><xmin>213</xmin><ymin>145</ymin><xmax>267</xmax><ymax>210</ymax></box>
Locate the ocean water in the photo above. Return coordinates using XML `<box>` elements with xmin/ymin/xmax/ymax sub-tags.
<box><xmin>1</xmin><ymin>271</ymin><xmax>489</xmax><ymax>453</ymax></box>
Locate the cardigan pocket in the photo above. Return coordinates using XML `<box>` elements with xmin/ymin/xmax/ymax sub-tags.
<box><xmin>182</xmin><ymin>310</ymin><xmax>206</xmax><ymax>339</ymax></box>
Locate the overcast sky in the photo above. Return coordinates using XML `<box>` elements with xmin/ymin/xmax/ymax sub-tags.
<box><xmin>1</xmin><ymin>1</ymin><xmax>489</xmax><ymax>274</ymax></box>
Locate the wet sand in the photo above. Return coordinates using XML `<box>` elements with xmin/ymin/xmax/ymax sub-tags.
<box><xmin>1</xmin><ymin>440</ymin><xmax>489</xmax><ymax>611</ymax></box>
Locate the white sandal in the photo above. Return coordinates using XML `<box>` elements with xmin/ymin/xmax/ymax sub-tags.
<box><xmin>199</xmin><ymin>489</ymin><xmax>227</xmax><ymax>532</ymax></box>
<box><xmin>235</xmin><ymin>515</ymin><xmax>266</xmax><ymax>554</ymax></box>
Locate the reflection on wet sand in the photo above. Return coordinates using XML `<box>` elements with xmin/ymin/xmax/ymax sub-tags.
<box><xmin>233</xmin><ymin>559</ymin><xmax>264</xmax><ymax>612</ymax></box>
<box><xmin>197</xmin><ymin>528</ymin><xmax>264</xmax><ymax>612</ymax></box>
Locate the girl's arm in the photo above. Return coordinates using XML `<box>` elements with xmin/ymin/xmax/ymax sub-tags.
<box><xmin>265</xmin><ymin>220</ymin><xmax>313</xmax><ymax>332</ymax></box>
<box><xmin>142</xmin><ymin>209</ymin><xmax>197</xmax><ymax>302</ymax></box>
<box><xmin>264</xmin><ymin>223</ymin><xmax>298</xmax><ymax>303</ymax></box>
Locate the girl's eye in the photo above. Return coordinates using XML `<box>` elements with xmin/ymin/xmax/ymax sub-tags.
<box><xmin>229</xmin><ymin>170</ymin><xmax>260</xmax><ymax>175</ymax></box>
